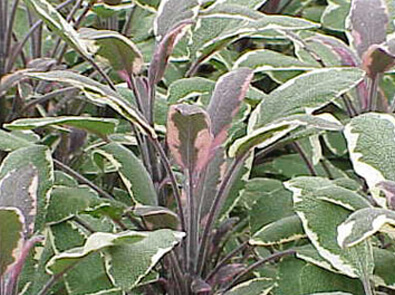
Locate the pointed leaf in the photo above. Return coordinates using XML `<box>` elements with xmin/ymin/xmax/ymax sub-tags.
<box><xmin>285</xmin><ymin>177</ymin><xmax>374</xmax><ymax>278</ymax></box>
<box><xmin>250</xmin><ymin>68</ymin><xmax>364</xmax><ymax>127</ymax></box>
<box><xmin>167</xmin><ymin>104</ymin><xmax>213</xmax><ymax>175</ymax></box>
<box><xmin>93</xmin><ymin>143</ymin><xmax>157</xmax><ymax>205</ymax></box>
<box><xmin>250</xmin><ymin>215</ymin><xmax>305</xmax><ymax>246</ymax></box>
<box><xmin>23</xmin><ymin>0</ymin><xmax>91</xmax><ymax>58</ymax></box>
<box><xmin>344</xmin><ymin>113</ymin><xmax>395</xmax><ymax>207</ymax></box>
<box><xmin>234</xmin><ymin>49</ymin><xmax>316</xmax><ymax>72</ymax></box>
<box><xmin>149</xmin><ymin>21</ymin><xmax>193</xmax><ymax>85</ymax></box>
<box><xmin>79</xmin><ymin>28</ymin><xmax>144</xmax><ymax>77</ymax></box>
<box><xmin>5</xmin><ymin>116</ymin><xmax>119</xmax><ymax>136</ymax></box>
<box><xmin>46</xmin><ymin>230</ymin><xmax>147</xmax><ymax>274</ymax></box>
<box><xmin>154</xmin><ymin>0</ymin><xmax>199</xmax><ymax>41</ymax></box>
<box><xmin>26</xmin><ymin>71</ymin><xmax>156</xmax><ymax>138</ymax></box>
<box><xmin>0</xmin><ymin>208</ymin><xmax>25</xmax><ymax>276</ymax></box>
<box><xmin>337</xmin><ymin>208</ymin><xmax>395</xmax><ymax>248</ymax></box>
<box><xmin>208</xmin><ymin>68</ymin><xmax>253</xmax><ymax>146</ymax></box>
<box><xmin>104</xmin><ymin>229</ymin><xmax>185</xmax><ymax>290</ymax></box>
<box><xmin>190</xmin><ymin>6</ymin><xmax>319</xmax><ymax>64</ymax></box>
<box><xmin>321</xmin><ymin>0</ymin><xmax>350</xmax><ymax>32</ymax></box>
<box><xmin>349</xmin><ymin>0</ymin><xmax>389</xmax><ymax>57</ymax></box>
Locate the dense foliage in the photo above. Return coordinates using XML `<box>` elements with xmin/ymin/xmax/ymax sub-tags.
<box><xmin>1</xmin><ymin>0</ymin><xmax>395</xmax><ymax>294</ymax></box>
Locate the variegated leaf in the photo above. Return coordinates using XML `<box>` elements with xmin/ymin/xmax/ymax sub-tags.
<box><xmin>132</xmin><ymin>205</ymin><xmax>179</xmax><ymax>230</ymax></box>
<box><xmin>93</xmin><ymin>143</ymin><xmax>157</xmax><ymax>205</ymax></box>
<box><xmin>23</xmin><ymin>0</ymin><xmax>91</xmax><ymax>58</ymax></box>
<box><xmin>234</xmin><ymin>49</ymin><xmax>316</xmax><ymax>73</ymax></box>
<box><xmin>0</xmin><ymin>146</ymin><xmax>53</xmax><ymax>231</ymax></box>
<box><xmin>46</xmin><ymin>231</ymin><xmax>147</xmax><ymax>274</ymax></box>
<box><xmin>0</xmin><ymin>165</ymin><xmax>38</xmax><ymax>235</ymax></box>
<box><xmin>46</xmin><ymin>185</ymin><xmax>126</xmax><ymax>225</ymax></box>
<box><xmin>0</xmin><ymin>129</ymin><xmax>33</xmax><ymax>152</ymax></box>
<box><xmin>149</xmin><ymin>21</ymin><xmax>193</xmax><ymax>85</ymax></box>
<box><xmin>250</xmin><ymin>68</ymin><xmax>364</xmax><ymax>127</ymax></box>
<box><xmin>79</xmin><ymin>28</ymin><xmax>144</xmax><ymax>77</ymax></box>
<box><xmin>250</xmin><ymin>215</ymin><xmax>305</xmax><ymax>246</ymax></box>
<box><xmin>348</xmin><ymin>0</ymin><xmax>389</xmax><ymax>57</ymax></box>
<box><xmin>5</xmin><ymin>116</ymin><xmax>119</xmax><ymax>136</ymax></box>
<box><xmin>167</xmin><ymin>104</ymin><xmax>213</xmax><ymax>175</ymax></box>
<box><xmin>0</xmin><ymin>207</ymin><xmax>25</xmax><ymax>276</ymax></box>
<box><xmin>285</xmin><ymin>177</ymin><xmax>374</xmax><ymax>278</ymax></box>
<box><xmin>344</xmin><ymin>113</ymin><xmax>395</xmax><ymax>207</ymax></box>
<box><xmin>274</xmin><ymin>257</ymin><xmax>364</xmax><ymax>295</ymax></box>
<box><xmin>321</xmin><ymin>0</ymin><xmax>350</xmax><ymax>32</ymax></box>
<box><xmin>26</xmin><ymin>71</ymin><xmax>155</xmax><ymax>137</ymax></box>
<box><xmin>154</xmin><ymin>0</ymin><xmax>199</xmax><ymax>41</ymax></box>
<box><xmin>337</xmin><ymin>208</ymin><xmax>395</xmax><ymax>248</ymax></box>
<box><xmin>104</xmin><ymin>229</ymin><xmax>185</xmax><ymax>290</ymax></box>
<box><xmin>208</xmin><ymin>68</ymin><xmax>253</xmax><ymax>146</ymax></box>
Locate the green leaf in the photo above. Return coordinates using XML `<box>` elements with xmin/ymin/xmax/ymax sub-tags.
<box><xmin>373</xmin><ymin>247</ymin><xmax>395</xmax><ymax>289</ymax></box>
<box><xmin>167</xmin><ymin>104</ymin><xmax>213</xmax><ymax>175</ymax></box>
<box><xmin>46</xmin><ymin>185</ymin><xmax>126</xmax><ymax>224</ymax></box>
<box><xmin>167</xmin><ymin>77</ymin><xmax>215</xmax><ymax>104</ymax></box>
<box><xmin>0</xmin><ymin>145</ymin><xmax>53</xmax><ymax>231</ymax></box>
<box><xmin>93</xmin><ymin>143</ymin><xmax>157</xmax><ymax>205</ymax></box>
<box><xmin>0</xmin><ymin>165</ymin><xmax>38</xmax><ymax>235</ymax></box>
<box><xmin>26</xmin><ymin>70</ymin><xmax>156</xmax><ymax>138</ymax></box>
<box><xmin>224</xmin><ymin>278</ymin><xmax>274</xmax><ymax>295</ymax></box>
<box><xmin>190</xmin><ymin>5</ymin><xmax>319</xmax><ymax>64</ymax></box>
<box><xmin>337</xmin><ymin>208</ymin><xmax>395</xmax><ymax>248</ymax></box>
<box><xmin>344</xmin><ymin>113</ymin><xmax>395</xmax><ymax>207</ymax></box>
<box><xmin>274</xmin><ymin>257</ymin><xmax>364</xmax><ymax>295</ymax></box>
<box><xmin>133</xmin><ymin>205</ymin><xmax>179</xmax><ymax>230</ymax></box>
<box><xmin>78</xmin><ymin>28</ymin><xmax>144</xmax><ymax>77</ymax></box>
<box><xmin>242</xmin><ymin>178</ymin><xmax>294</xmax><ymax>234</ymax></box>
<box><xmin>250</xmin><ymin>68</ymin><xmax>365</xmax><ymax>127</ymax></box>
<box><xmin>250</xmin><ymin>215</ymin><xmax>305</xmax><ymax>246</ymax></box>
<box><xmin>104</xmin><ymin>229</ymin><xmax>185</xmax><ymax>290</ymax></box>
<box><xmin>0</xmin><ymin>129</ymin><xmax>33</xmax><ymax>152</ymax></box>
<box><xmin>49</xmin><ymin>221</ymin><xmax>121</xmax><ymax>295</ymax></box>
<box><xmin>5</xmin><ymin>116</ymin><xmax>119</xmax><ymax>136</ymax></box>
<box><xmin>154</xmin><ymin>0</ymin><xmax>199</xmax><ymax>41</ymax></box>
<box><xmin>46</xmin><ymin>230</ymin><xmax>147</xmax><ymax>274</ymax></box>
<box><xmin>285</xmin><ymin>177</ymin><xmax>374</xmax><ymax>278</ymax></box>
<box><xmin>0</xmin><ymin>207</ymin><xmax>25</xmax><ymax>276</ymax></box>
<box><xmin>230</xmin><ymin>113</ymin><xmax>342</xmax><ymax>158</ymax></box>
<box><xmin>23</xmin><ymin>0</ymin><xmax>91</xmax><ymax>58</ymax></box>
<box><xmin>321</xmin><ymin>0</ymin><xmax>350</xmax><ymax>32</ymax></box>
<box><xmin>234</xmin><ymin>49</ymin><xmax>316</xmax><ymax>73</ymax></box>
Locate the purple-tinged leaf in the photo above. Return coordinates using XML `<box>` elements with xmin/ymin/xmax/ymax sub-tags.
<box><xmin>167</xmin><ymin>104</ymin><xmax>213</xmax><ymax>177</ymax></box>
<box><xmin>208</xmin><ymin>68</ymin><xmax>253</xmax><ymax>149</ymax></box>
<box><xmin>362</xmin><ymin>44</ymin><xmax>395</xmax><ymax>78</ymax></box>
<box><xmin>149</xmin><ymin>20</ymin><xmax>194</xmax><ymax>86</ymax></box>
<box><xmin>154</xmin><ymin>0</ymin><xmax>200</xmax><ymax>41</ymax></box>
<box><xmin>0</xmin><ymin>207</ymin><xmax>25</xmax><ymax>277</ymax></box>
<box><xmin>311</xmin><ymin>34</ymin><xmax>360</xmax><ymax>67</ymax></box>
<box><xmin>191</xmin><ymin>277</ymin><xmax>212</xmax><ymax>293</ymax></box>
<box><xmin>349</xmin><ymin>0</ymin><xmax>389</xmax><ymax>57</ymax></box>
<box><xmin>212</xmin><ymin>217</ymin><xmax>239</xmax><ymax>246</ymax></box>
<box><xmin>377</xmin><ymin>180</ymin><xmax>395</xmax><ymax>209</ymax></box>
<box><xmin>0</xmin><ymin>165</ymin><xmax>38</xmax><ymax>235</ymax></box>
<box><xmin>79</xmin><ymin>28</ymin><xmax>144</xmax><ymax>78</ymax></box>
<box><xmin>208</xmin><ymin>264</ymin><xmax>246</xmax><ymax>286</ymax></box>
